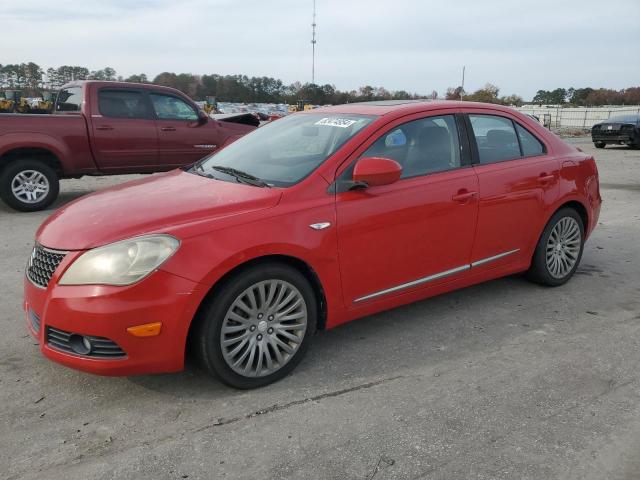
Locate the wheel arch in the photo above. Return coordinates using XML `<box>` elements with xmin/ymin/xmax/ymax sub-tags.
<box><xmin>527</xmin><ymin>198</ymin><xmax>590</xmax><ymax>266</ymax></box>
<box><xmin>185</xmin><ymin>253</ymin><xmax>328</xmax><ymax>357</ymax></box>
<box><xmin>553</xmin><ymin>199</ymin><xmax>589</xmax><ymax>233</ymax></box>
<box><xmin>0</xmin><ymin>146</ymin><xmax>63</xmax><ymax>176</ymax></box>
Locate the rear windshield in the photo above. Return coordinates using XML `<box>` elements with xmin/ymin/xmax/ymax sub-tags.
<box><xmin>55</xmin><ymin>87</ymin><xmax>83</xmax><ymax>112</ymax></box>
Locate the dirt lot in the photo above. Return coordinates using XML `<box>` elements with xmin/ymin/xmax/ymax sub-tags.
<box><xmin>1</xmin><ymin>138</ymin><xmax>639</xmax><ymax>480</ymax></box>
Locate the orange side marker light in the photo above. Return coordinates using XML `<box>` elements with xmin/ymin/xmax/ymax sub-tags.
<box><xmin>127</xmin><ymin>322</ymin><xmax>162</xmax><ymax>337</ymax></box>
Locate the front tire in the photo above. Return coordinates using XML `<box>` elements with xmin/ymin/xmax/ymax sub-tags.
<box><xmin>0</xmin><ymin>159</ymin><xmax>59</xmax><ymax>212</ymax></box>
<box><xmin>193</xmin><ymin>262</ymin><xmax>317</xmax><ymax>389</ymax></box>
<box><xmin>527</xmin><ymin>208</ymin><xmax>584</xmax><ymax>286</ymax></box>
<box><xmin>594</xmin><ymin>141</ymin><xmax>606</xmax><ymax>149</ymax></box>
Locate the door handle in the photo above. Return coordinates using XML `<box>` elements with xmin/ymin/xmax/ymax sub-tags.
<box><xmin>451</xmin><ymin>190</ymin><xmax>478</xmax><ymax>203</ymax></box>
<box><xmin>96</xmin><ymin>125</ymin><xmax>113</xmax><ymax>131</ymax></box>
<box><xmin>538</xmin><ymin>173</ymin><xmax>555</xmax><ymax>183</ymax></box>
<box><xmin>161</xmin><ymin>126</ymin><xmax>176</xmax><ymax>132</ymax></box>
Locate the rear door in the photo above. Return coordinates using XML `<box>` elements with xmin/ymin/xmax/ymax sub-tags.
<box><xmin>90</xmin><ymin>88</ymin><xmax>159</xmax><ymax>171</ymax></box>
<box><xmin>149</xmin><ymin>92</ymin><xmax>220</xmax><ymax>167</ymax></box>
<box><xmin>465</xmin><ymin>111</ymin><xmax>559</xmax><ymax>269</ymax></box>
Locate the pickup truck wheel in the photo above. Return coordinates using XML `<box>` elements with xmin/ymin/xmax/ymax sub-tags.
<box><xmin>0</xmin><ymin>160</ymin><xmax>59</xmax><ymax>212</ymax></box>
<box><xmin>594</xmin><ymin>141</ymin><xmax>606</xmax><ymax>149</ymax></box>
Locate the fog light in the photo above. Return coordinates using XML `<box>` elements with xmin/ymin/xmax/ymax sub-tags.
<box><xmin>69</xmin><ymin>334</ymin><xmax>92</xmax><ymax>355</ymax></box>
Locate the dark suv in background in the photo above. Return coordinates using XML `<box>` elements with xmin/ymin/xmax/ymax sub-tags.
<box><xmin>591</xmin><ymin>114</ymin><xmax>640</xmax><ymax>149</ymax></box>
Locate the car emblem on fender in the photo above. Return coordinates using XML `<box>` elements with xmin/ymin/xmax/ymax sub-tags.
<box><xmin>309</xmin><ymin>222</ymin><xmax>331</xmax><ymax>230</ymax></box>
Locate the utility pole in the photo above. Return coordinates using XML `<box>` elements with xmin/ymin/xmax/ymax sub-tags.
<box><xmin>460</xmin><ymin>65</ymin><xmax>465</xmax><ymax>100</ymax></box>
<box><xmin>311</xmin><ymin>0</ymin><xmax>317</xmax><ymax>85</ymax></box>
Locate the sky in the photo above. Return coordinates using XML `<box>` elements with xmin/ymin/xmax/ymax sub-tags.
<box><xmin>1</xmin><ymin>0</ymin><xmax>639</xmax><ymax>100</ymax></box>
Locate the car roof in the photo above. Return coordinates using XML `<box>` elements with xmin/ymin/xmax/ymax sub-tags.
<box><xmin>60</xmin><ymin>80</ymin><xmax>187</xmax><ymax>96</ymax></box>
<box><xmin>312</xmin><ymin>100</ymin><xmax>518</xmax><ymax>116</ymax></box>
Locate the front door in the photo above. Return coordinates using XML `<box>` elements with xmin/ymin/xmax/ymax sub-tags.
<box><xmin>149</xmin><ymin>92</ymin><xmax>220</xmax><ymax>167</ymax></box>
<box><xmin>335</xmin><ymin>112</ymin><xmax>479</xmax><ymax>306</ymax></box>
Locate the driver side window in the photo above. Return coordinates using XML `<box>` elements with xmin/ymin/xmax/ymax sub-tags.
<box><xmin>149</xmin><ymin>93</ymin><xmax>198</xmax><ymax>121</ymax></box>
<box><xmin>361</xmin><ymin>115</ymin><xmax>461</xmax><ymax>179</ymax></box>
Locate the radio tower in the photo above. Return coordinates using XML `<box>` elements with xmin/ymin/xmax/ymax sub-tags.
<box><xmin>311</xmin><ymin>0</ymin><xmax>317</xmax><ymax>84</ymax></box>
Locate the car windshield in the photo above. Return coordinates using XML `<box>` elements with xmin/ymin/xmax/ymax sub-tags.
<box><xmin>194</xmin><ymin>113</ymin><xmax>375</xmax><ymax>187</ymax></box>
<box><xmin>605</xmin><ymin>114</ymin><xmax>639</xmax><ymax>124</ymax></box>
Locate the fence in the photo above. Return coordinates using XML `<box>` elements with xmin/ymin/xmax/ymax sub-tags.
<box><xmin>515</xmin><ymin>106</ymin><xmax>640</xmax><ymax>130</ymax></box>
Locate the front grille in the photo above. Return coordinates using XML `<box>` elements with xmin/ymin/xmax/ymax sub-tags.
<box><xmin>26</xmin><ymin>244</ymin><xmax>67</xmax><ymax>288</ymax></box>
<box><xmin>29</xmin><ymin>309</ymin><xmax>41</xmax><ymax>333</ymax></box>
<box><xmin>46</xmin><ymin>326</ymin><xmax>126</xmax><ymax>359</ymax></box>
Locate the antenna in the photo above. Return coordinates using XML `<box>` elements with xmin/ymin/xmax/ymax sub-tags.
<box><xmin>460</xmin><ymin>65</ymin><xmax>465</xmax><ymax>100</ymax></box>
<box><xmin>311</xmin><ymin>0</ymin><xmax>317</xmax><ymax>85</ymax></box>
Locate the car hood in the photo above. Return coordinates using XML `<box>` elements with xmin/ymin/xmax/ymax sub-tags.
<box><xmin>37</xmin><ymin>169</ymin><xmax>282</xmax><ymax>250</ymax></box>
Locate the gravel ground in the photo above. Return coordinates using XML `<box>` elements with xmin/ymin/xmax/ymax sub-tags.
<box><xmin>1</xmin><ymin>138</ymin><xmax>639</xmax><ymax>480</ymax></box>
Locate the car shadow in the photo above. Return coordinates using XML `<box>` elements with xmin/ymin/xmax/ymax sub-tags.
<box><xmin>126</xmin><ymin>272</ymin><xmax>572</xmax><ymax>399</ymax></box>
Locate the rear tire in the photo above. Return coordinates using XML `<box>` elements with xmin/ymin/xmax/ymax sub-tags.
<box><xmin>0</xmin><ymin>159</ymin><xmax>59</xmax><ymax>212</ymax></box>
<box><xmin>193</xmin><ymin>262</ymin><xmax>317</xmax><ymax>389</ymax></box>
<box><xmin>526</xmin><ymin>208</ymin><xmax>584</xmax><ymax>286</ymax></box>
<box><xmin>594</xmin><ymin>141</ymin><xmax>606</xmax><ymax>149</ymax></box>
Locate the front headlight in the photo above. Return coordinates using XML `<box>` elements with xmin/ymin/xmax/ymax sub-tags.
<box><xmin>59</xmin><ymin>235</ymin><xmax>180</xmax><ymax>286</ymax></box>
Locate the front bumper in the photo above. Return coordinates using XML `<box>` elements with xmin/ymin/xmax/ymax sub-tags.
<box><xmin>591</xmin><ymin>131</ymin><xmax>637</xmax><ymax>144</ymax></box>
<box><xmin>24</xmin><ymin>265</ymin><xmax>207</xmax><ymax>376</ymax></box>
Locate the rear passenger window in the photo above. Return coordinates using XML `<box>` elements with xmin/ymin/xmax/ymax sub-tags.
<box><xmin>469</xmin><ymin>115</ymin><xmax>521</xmax><ymax>164</ymax></box>
<box><xmin>99</xmin><ymin>90</ymin><xmax>149</xmax><ymax>119</ymax></box>
<box><xmin>516</xmin><ymin>124</ymin><xmax>545</xmax><ymax>156</ymax></box>
<box><xmin>361</xmin><ymin>115</ymin><xmax>461</xmax><ymax>178</ymax></box>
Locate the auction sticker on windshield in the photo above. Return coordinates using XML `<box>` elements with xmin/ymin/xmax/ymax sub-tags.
<box><xmin>315</xmin><ymin>117</ymin><xmax>358</xmax><ymax>128</ymax></box>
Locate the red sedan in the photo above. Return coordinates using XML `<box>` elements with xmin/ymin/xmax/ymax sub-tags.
<box><xmin>23</xmin><ymin>100</ymin><xmax>601</xmax><ymax>389</ymax></box>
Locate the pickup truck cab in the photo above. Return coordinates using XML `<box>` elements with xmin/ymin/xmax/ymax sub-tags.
<box><xmin>0</xmin><ymin>81</ymin><xmax>257</xmax><ymax>211</ymax></box>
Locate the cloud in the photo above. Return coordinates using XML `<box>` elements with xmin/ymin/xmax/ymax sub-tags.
<box><xmin>2</xmin><ymin>0</ymin><xmax>639</xmax><ymax>99</ymax></box>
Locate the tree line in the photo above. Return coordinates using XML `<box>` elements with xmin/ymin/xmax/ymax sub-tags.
<box><xmin>1</xmin><ymin>62</ymin><xmax>638</xmax><ymax>106</ymax></box>
<box><xmin>531</xmin><ymin>87</ymin><xmax>640</xmax><ymax>106</ymax></box>
<box><xmin>0</xmin><ymin>62</ymin><xmax>427</xmax><ymax>104</ymax></box>
<box><xmin>445</xmin><ymin>84</ymin><xmax>524</xmax><ymax>106</ymax></box>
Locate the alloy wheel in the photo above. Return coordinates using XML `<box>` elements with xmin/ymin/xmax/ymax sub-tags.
<box><xmin>220</xmin><ymin>279</ymin><xmax>308</xmax><ymax>378</ymax></box>
<box><xmin>11</xmin><ymin>170</ymin><xmax>50</xmax><ymax>204</ymax></box>
<box><xmin>545</xmin><ymin>217</ymin><xmax>582</xmax><ymax>279</ymax></box>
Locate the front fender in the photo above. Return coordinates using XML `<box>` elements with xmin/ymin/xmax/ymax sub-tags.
<box><xmin>159</xmin><ymin>206</ymin><xmax>344</xmax><ymax>328</ymax></box>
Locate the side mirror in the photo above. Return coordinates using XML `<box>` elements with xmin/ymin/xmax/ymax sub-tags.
<box><xmin>352</xmin><ymin>157</ymin><xmax>402</xmax><ymax>187</ymax></box>
<box><xmin>197</xmin><ymin>110</ymin><xmax>209</xmax><ymax>125</ymax></box>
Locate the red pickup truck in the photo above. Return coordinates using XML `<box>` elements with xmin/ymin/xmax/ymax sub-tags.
<box><xmin>0</xmin><ymin>81</ymin><xmax>257</xmax><ymax>211</ymax></box>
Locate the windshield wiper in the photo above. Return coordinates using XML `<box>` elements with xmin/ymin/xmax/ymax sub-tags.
<box><xmin>190</xmin><ymin>163</ymin><xmax>216</xmax><ymax>178</ymax></box>
<box><xmin>210</xmin><ymin>165</ymin><xmax>270</xmax><ymax>188</ymax></box>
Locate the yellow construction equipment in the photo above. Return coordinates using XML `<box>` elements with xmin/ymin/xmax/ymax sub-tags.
<box><xmin>288</xmin><ymin>100</ymin><xmax>312</xmax><ymax>112</ymax></box>
<box><xmin>29</xmin><ymin>91</ymin><xmax>56</xmax><ymax>114</ymax></box>
<box><xmin>0</xmin><ymin>91</ymin><xmax>15</xmax><ymax>113</ymax></box>
<box><xmin>202</xmin><ymin>96</ymin><xmax>219</xmax><ymax>115</ymax></box>
<box><xmin>0</xmin><ymin>90</ymin><xmax>56</xmax><ymax>114</ymax></box>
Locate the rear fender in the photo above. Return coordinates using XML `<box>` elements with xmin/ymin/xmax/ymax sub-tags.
<box><xmin>0</xmin><ymin>133</ymin><xmax>70</xmax><ymax>171</ymax></box>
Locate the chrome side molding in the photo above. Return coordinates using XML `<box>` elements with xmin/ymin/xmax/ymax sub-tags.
<box><xmin>471</xmin><ymin>249</ymin><xmax>520</xmax><ymax>267</ymax></box>
<box><xmin>354</xmin><ymin>248</ymin><xmax>520</xmax><ymax>303</ymax></box>
<box><xmin>354</xmin><ymin>265</ymin><xmax>470</xmax><ymax>303</ymax></box>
